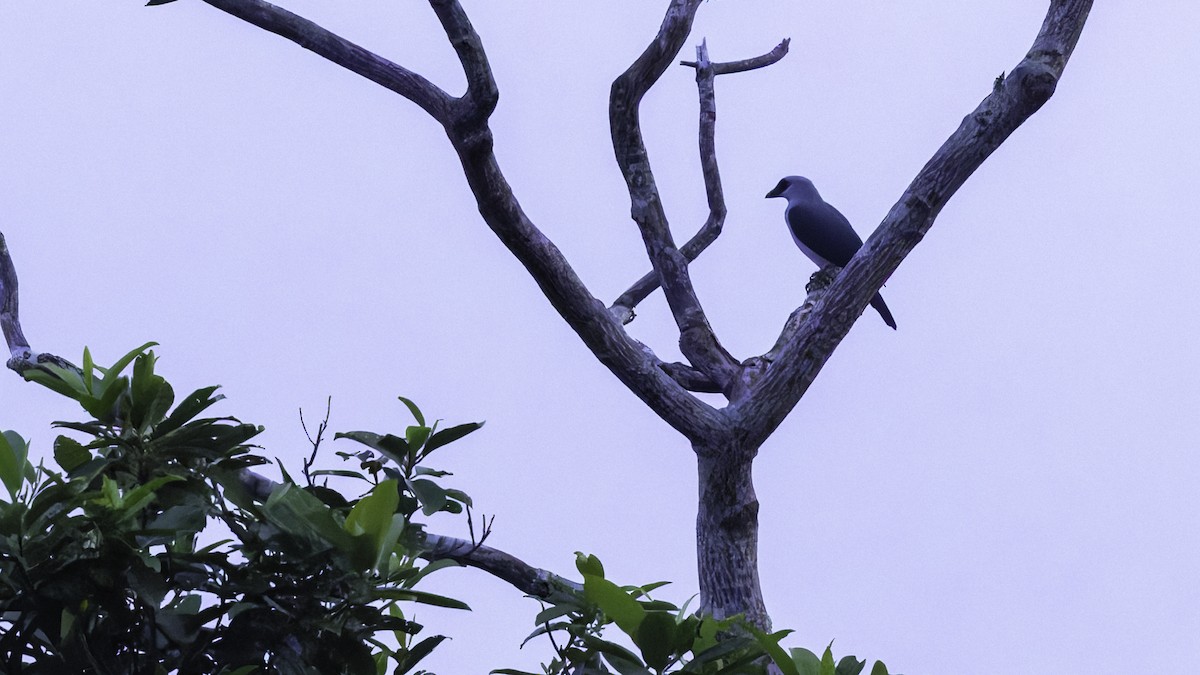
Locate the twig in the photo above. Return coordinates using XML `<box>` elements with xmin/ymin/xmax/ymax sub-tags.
<box><xmin>679</xmin><ymin>37</ymin><xmax>790</xmax><ymax>74</ymax></box>
<box><xmin>463</xmin><ymin>503</ymin><xmax>494</xmax><ymax>556</ymax></box>
<box><xmin>299</xmin><ymin>397</ymin><xmax>332</xmax><ymax>487</ymax></box>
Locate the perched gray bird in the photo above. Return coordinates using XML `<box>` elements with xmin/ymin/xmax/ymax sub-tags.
<box><xmin>766</xmin><ymin>175</ymin><xmax>897</xmax><ymax>329</ymax></box>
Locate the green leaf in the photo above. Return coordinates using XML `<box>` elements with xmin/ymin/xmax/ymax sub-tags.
<box><xmin>423</xmin><ymin>421</ymin><xmax>483</xmax><ymax>454</ymax></box>
<box><xmin>130</xmin><ymin>352</ymin><xmax>174</xmax><ymax>431</ymax></box>
<box><xmin>0</xmin><ymin>431</ymin><xmax>29</xmax><ymax>498</ymax></box>
<box><xmin>576</xmin><ymin>551</ymin><xmax>605</xmax><ymax>578</ymax></box>
<box><xmin>869</xmin><ymin>661</ymin><xmax>889</xmax><ymax>675</ymax></box>
<box><xmin>692</xmin><ymin>616</ymin><xmax>720</xmax><ymax>653</ymax></box>
<box><xmin>583</xmin><ymin>574</ymin><xmax>645</xmax><ymax>636</ymax></box>
<box><xmin>532</xmin><ymin>603</ymin><xmax>576</xmax><ymax>626</ymax></box>
<box><xmin>154</xmin><ymin>386</ymin><xmax>224</xmax><ymax>438</ymax></box>
<box><xmin>335</xmin><ymin>431</ymin><xmax>410</xmax><ymax>465</ymax></box>
<box><xmin>119</xmin><ymin>475</ymin><xmax>185</xmax><ymax>521</ymax></box>
<box><xmin>87</xmin><ymin>374</ymin><xmax>127</xmax><ymax>421</ymax></box>
<box><xmin>635</xmin><ymin>580</ymin><xmax>672</xmax><ymax>596</ymax></box>
<box><xmin>442</xmin><ymin>487</ymin><xmax>473</xmax><ymax>508</ymax></box>
<box><xmin>101</xmin><ymin>475</ymin><xmax>123</xmax><ymax>508</ymax></box>
<box><xmin>397</xmin><ymin>396</ymin><xmax>425</xmax><ymax>427</ymax></box>
<box><xmin>375</xmin><ymin>588</ymin><xmax>471</xmax><ymax>610</ymax></box>
<box><xmin>747</xmin><ymin>627</ymin><xmax>800</xmax><ymax>675</ymax></box>
<box><xmin>579</xmin><ymin>634</ymin><xmax>651</xmax><ymax>675</ymax></box>
<box><xmin>309</xmin><ymin>469</ymin><xmax>370</xmax><ymax>481</ymax></box>
<box><xmin>344</xmin><ymin>479</ymin><xmax>402</xmax><ymax>571</ymax></box>
<box><xmin>82</xmin><ymin>346</ymin><xmax>95</xmax><ymax>393</ymax></box>
<box><xmin>23</xmin><ymin>367</ymin><xmax>86</xmax><ymax>401</ymax></box>
<box><xmin>53</xmin><ymin>436</ymin><xmax>90</xmax><ymax>472</ymax></box>
<box><xmin>821</xmin><ymin>643</ymin><xmax>836</xmax><ymax>675</ymax></box>
<box><xmin>402</xmin><ymin>558</ymin><xmax>461</xmax><ymax>589</ymax></box>
<box><xmin>408</xmin><ymin>478</ymin><xmax>447</xmax><ymax>516</ymax></box>
<box><xmin>791</xmin><ymin>648</ymin><xmax>822</xmax><ymax>675</ymax></box>
<box><xmin>395</xmin><ymin>634</ymin><xmax>446</xmax><ymax>675</ymax></box>
<box><xmin>633</xmin><ymin>611</ymin><xmax>678</xmax><ymax>670</ymax></box>
<box><xmin>405</xmin><ymin>425</ymin><xmax>432</xmax><ymax>451</ymax></box>
<box><xmin>261</xmin><ymin>483</ymin><xmax>363</xmax><ymax>558</ymax></box>
<box><xmin>100</xmin><ymin>341</ymin><xmax>158</xmax><ymax>391</ymax></box>
<box><xmin>836</xmin><ymin>655</ymin><xmax>866</xmax><ymax>675</ymax></box>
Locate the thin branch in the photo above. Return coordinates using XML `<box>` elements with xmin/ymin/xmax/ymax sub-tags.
<box><xmin>200</xmin><ymin>0</ymin><xmax>455</xmax><ymax>125</ymax></box>
<box><xmin>609</xmin><ymin>1</ymin><xmax>739</xmax><ymax>388</ymax></box>
<box><xmin>679</xmin><ymin>37</ymin><xmax>790</xmax><ymax>74</ymax></box>
<box><xmin>299</xmin><ymin>397</ymin><xmax>332</xmax><ymax>487</ymax></box>
<box><xmin>733</xmin><ymin>0</ymin><xmax>1095</xmax><ymax>445</ymax></box>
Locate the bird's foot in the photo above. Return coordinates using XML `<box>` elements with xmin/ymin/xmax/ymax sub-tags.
<box><xmin>805</xmin><ymin>265</ymin><xmax>840</xmax><ymax>293</ymax></box>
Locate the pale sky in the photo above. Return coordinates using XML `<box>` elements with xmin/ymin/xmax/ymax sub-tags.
<box><xmin>3</xmin><ymin>1</ymin><xmax>1199</xmax><ymax>673</ymax></box>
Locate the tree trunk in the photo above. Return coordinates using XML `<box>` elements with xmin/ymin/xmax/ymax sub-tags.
<box><xmin>695</xmin><ymin>439</ymin><xmax>769</xmax><ymax>630</ymax></box>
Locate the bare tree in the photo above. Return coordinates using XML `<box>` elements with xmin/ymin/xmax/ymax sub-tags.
<box><xmin>3</xmin><ymin>0</ymin><xmax>1092</xmax><ymax>636</ymax></box>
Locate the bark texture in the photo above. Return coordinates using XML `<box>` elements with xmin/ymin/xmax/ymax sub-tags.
<box><xmin>695</xmin><ymin>439</ymin><xmax>767</xmax><ymax>628</ymax></box>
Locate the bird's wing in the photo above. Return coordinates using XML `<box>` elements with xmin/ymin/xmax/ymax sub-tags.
<box><xmin>786</xmin><ymin>201</ymin><xmax>866</xmax><ymax>268</ymax></box>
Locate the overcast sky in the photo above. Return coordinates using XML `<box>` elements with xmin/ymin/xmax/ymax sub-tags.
<box><xmin>3</xmin><ymin>1</ymin><xmax>1199</xmax><ymax>673</ymax></box>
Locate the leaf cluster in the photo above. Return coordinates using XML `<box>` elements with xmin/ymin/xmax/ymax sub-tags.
<box><xmin>495</xmin><ymin>554</ymin><xmax>893</xmax><ymax>675</ymax></box>
<box><xmin>0</xmin><ymin>344</ymin><xmax>481</xmax><ymax>674</ymax></box>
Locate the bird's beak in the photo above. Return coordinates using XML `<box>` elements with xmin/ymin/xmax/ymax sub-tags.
<box><xmin>765</xmin><ymin>186</ymin><xmax>784</xmax><ymax>199</ymax></box>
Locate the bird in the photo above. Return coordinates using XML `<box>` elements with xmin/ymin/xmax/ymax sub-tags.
<box><xmin>766</xmin><ymin>175</ymin><xmax>897</xmax><ymax>329</ymax></box>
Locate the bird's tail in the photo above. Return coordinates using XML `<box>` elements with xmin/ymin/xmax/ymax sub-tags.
<box><xmin>870</xmin><ymin>293</ymin><xmax>897</xmax><ymax>330</ymax></box>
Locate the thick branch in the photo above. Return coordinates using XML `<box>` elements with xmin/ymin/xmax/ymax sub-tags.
<box><xmin>609</xmin><ymin>1</ymin><xmax>738</xmax><ymax>387</ymax></box>
<box><xmin>200</xmin><ymin>0</ymin><xmax>454</xmax><ymax>124</ymax></box>
<box><xmin>733</xmin><ymin>0</ymin><xmax>1094</xmax><ymax>445</ymax></box>
<box><xmin>0</xmin><ymin>234</ymin><xmax>29</xmax><ymax>359</ymax></box>
<box><xmin>421</xmin><ymin>533</ymin><xmax>580</xmax><ymax>600</ymax></box>
<box><xmin>661</xmin><ymin>361</ymin><xmax>722</xmax><ymax>394</ymax></box>
<box><xmin>428</xmin><ymin>0</ymin><xmax>498</xmax><ymax>124</ymax></box>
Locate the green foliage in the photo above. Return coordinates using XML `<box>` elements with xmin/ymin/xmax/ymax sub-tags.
<box><xmin>1</xmin><ymin>344</ymin><xmax>896</xmax><ymax>672</ymax></box>
<box><xmin>0</xmin><ymin>344</ymin><xmax>480</xmax><ymax>674</ymax></box>
<box><xmin>494</xmin><ymin>554</ymin><xmax>892</xmax><ymax>675</ymax></box>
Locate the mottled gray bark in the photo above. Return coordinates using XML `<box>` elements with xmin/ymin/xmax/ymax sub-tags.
<box><xmin>3</xmin><ymin>0</ymin><xmax>1094</xmax><ymax>638</ymax></box>
<box><xmin>0</xmin><ymin>234</ymin><xmax>29</xmax><ymax>360</ymax></box>
<box><xmin>695</xmin><ymin>437</ymin><xmax>768</xmax><ymax>628</ymax></box>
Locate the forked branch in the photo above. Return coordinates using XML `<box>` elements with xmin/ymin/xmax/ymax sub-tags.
<box><xmin>197</xmin><ymin>0</ymin><xmax>725</xmax><ymax>439</ymax></box>
<box><xmin>611</xmin><ymin>39</ymin><xmax>790</xmax><ymax>329</ymax></box>
<box><xmin>608</xmin><ymin>1</ymin><xmax>739</xmax><ymax>389</ymax></box>
<box><xmin>733</xmin><ymin>0</ymin><xmax>1095</xmax><ymax>445</ymax></box>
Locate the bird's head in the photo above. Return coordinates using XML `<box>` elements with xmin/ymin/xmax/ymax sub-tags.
<box><xmin>765</xmin><ymin>175</ymin><xmax>821</xmax><ymax>202</ymax></box>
